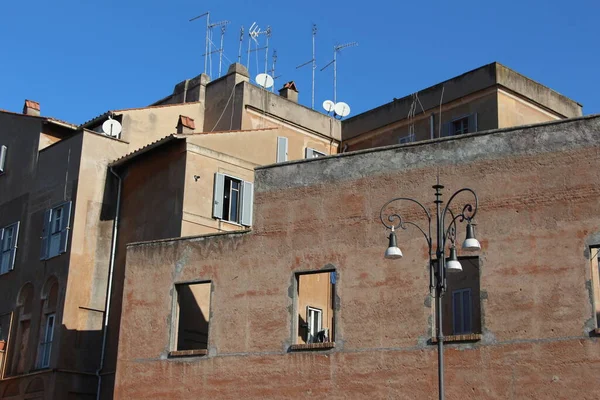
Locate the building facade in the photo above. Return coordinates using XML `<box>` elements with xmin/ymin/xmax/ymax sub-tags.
<box><xmin>342</xmin><ymin>62</ymin><xmax>582</xmax><ymax>151</ymax></box>
<box><xmin>115</xmin><ymin>116</ymin><xmax>600</xmax><ymax>399</ymax></box>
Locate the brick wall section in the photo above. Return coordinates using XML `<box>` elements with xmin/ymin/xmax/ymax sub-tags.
<box><xmin>115</xmin><ymin>115</ymin><xmax>600</xmax><ymax>399</ymax></box>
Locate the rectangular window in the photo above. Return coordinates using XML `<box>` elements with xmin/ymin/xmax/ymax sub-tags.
<box><xmin>40</xmin><ymin>201</ymin><xmax>72</xmax><ymax>260</ymax></box>
<box><xmin>441</xmin><ymin>257</ymin><xmax>481</xmax><ymax>336</ymax></box>
<box><xmin>173</xmin><ymin>282</ymin><xmax>211</xmax><ymax>352</ymax></box>
<box><xmin>296</xmin><ymin>271</ymin><xmax>336</xmax><ymax>345</ymax></box>
<box><xmin>38</xmin><ymin>313</ymin><xmax>55</xmax><ymax>368</ymax></box>
<box><xmin>276</xmin><ymin>136</ymin><xmax>288</xmax><ymax>163</ymax></box>
<box><xmin>590</xmin><ymin>247</ymin><xmax>600</xmax><ymax>330</ymax></box>
<box><xmin>442</xmin><ymin>114</ymin><xmax>478</xmax><ymax>137</ymax></box>
<box><xmin>399</xmin><ymin>133</ymin><xmax>415</xmax><ymax>144</ymax></box>
<box><xmin>0</xmin><ymin>145</ymin><xmax>7</xmax><ymax>173</ymax></box>
<box><xmin>0</xmin><ymin>222</ymin><xmax>19</xmax><ymax>274</ymax></box>
<box><xmin>305</xmin><ymin>148</ymin><xmax>326</xmax><ymax>159</ymax></box>
<box><xmin>212</xmin><ymin>174</ymin><xmax>253</xmax><ymax>226</ymax></box>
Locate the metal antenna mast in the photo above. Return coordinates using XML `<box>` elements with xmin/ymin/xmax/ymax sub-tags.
<box><xmin>321</xmin><ymin>41</ymin><xmax>358</xmax><ymax>103</ymax></box>
<box><xmin>296</xmin><ymin>24</ymin><xmax>317</xmax><ymax>109</ymax></box>
<box><xmin>246</xmin><ymin>23</ymin><xmax>271</xmax><ymax>77</ymax></box>
<box><xmin>189</xmin><ymin>11</ymin><xmax>210</xmax><ymax>74</ymax></box>
<box><xmin>247</xmin><ymin>22</ymin><xmax>261</xmax><ymax>72</ymax></box>
<box><xmin>200</xmin><ymin>19</ymin><xmax>230</xmax><ymax>78</ymax></box>
<box><xmin>238</xmin><ymin>26</ymin><xmax>244</xmax><ymax>64</ymax></box>
<box><xmin>269</xmin><ymin>50</ymin><xmax>280</xmax><ymax>92</ymax></box>
<box><xmin>264</xmin><ymin>26</ymin><xmax>272</xmax><ymax>75</ymax></box>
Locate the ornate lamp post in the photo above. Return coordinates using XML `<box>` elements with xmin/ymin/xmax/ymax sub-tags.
<box><xmin>379</xmin><ymin>183</ymin><xmax>481</xmax><ymax>400</ymax></box>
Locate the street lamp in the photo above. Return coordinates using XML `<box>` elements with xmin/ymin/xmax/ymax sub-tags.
<box><xmin>379</xmin><ymin>183</ymin><xmax>480</xmax><ymax>400</ymax></box>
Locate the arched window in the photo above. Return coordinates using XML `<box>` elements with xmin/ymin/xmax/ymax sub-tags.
<box><xmin>37</xmin><ymin>278</ymin><xmax>58</xmax><ymax>369</ymax></box>
<box><xmin>12</xmin><ymin>283</ymin><xmax>34</xmax><ymax>375</ymax></box>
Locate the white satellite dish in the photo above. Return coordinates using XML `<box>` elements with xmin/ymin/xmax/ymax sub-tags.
<box><xmin>334</xmin><ymin>102</ymin><xmax>351</xmax><ymax>118</ymax></box>
<box><xmin>102</xmin><ymin>118</ymin><xmax>122</xmax><ymax>137</ymax></box>
<box><xmin>255</xmin><ymin>73</ymin><xmax>274</xmax><ymax>89</ymax></box>
<box><xmin>323</xmin><ymin>100</ymin><xmax>335</xmax><ymax>113</ymax></box>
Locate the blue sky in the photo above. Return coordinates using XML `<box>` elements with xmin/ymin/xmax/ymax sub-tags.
<box><xmin>1</xmin><ymin>0</ymin><xmax>598</xmax><ymax>124</ymax></box>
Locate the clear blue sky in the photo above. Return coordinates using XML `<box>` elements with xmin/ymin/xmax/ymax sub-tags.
<box><xmin>1</xmin><ymin>0</ymin><xmax>598</xmax><ymax>124</ymax></box>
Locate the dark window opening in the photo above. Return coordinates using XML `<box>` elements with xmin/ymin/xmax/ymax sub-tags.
<box><xmin>441</xmin><ymin>257</ymin><xmax>481</xmax><ymax>335</ymax></box>
<box><xmin>175</xmin><ymin>282</ymin><xmax>211</xmax><ymax>351</ymax></box>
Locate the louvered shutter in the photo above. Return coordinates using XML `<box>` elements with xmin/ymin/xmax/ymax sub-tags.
<box><xmin>59</xmin><ymin>201</ymin><xmax>72</xmax><ymax>254</ymax></box>
<box><xmin>40</xmin><ymin>209</ymin><xmax>52</xmax><ymax>260</ymax></box>
<box><xmin>442</xmin><ymin>122</ymin><xmax>452</xmax><ymax>137</ymax></box>
<box><xmin>212</xmin><ymin>173</ymin><xmax>225</xmax><ymax>219</ymax></box>
<box><xmin>0</xmin><ymin>145</ymin><xmax>7</xmax><ymax>173</ymax></box>
<box><xmin>9</xmin><ymin>221</ymin><xmax>19</xmax><ymax>270</ymax></box>
<box><xmin>452</xmin><ymin>291</ymin><xmax>462</xmax><ymax>334</ymax></box>
<box><xmin>468</xmin><ymin>113</ymin><xmax>478</xmax><ymax>133</ymax></box>
<box><xmin>462</xmin><ymin>289</ymin><xmax>472</xmax><ymax>333</ymax></box>
<box><xmin>240</xmin><ymin>181</ymin><xmax>254</xmax><ymax>227</ymax></box>
<box><xmin>276</xmin><ymin>137</ymin><xmax>288</xmax><ymax>163</ymax></box>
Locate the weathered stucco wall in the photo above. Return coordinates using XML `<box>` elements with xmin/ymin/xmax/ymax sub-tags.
<box><xmin>115</xmin><ymin>115</ymin><xmax>600</xmax><ymax>399</ymax></box>
<box><xmin>497</xmin><ymin>89</ymin><xmax>561</xmax><ymax>129</ymax></box>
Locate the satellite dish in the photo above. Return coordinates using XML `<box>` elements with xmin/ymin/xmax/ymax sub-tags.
<box><xmin>102</xmin><ymin>118</ymin><xmax>122</xmax><ymax>138</ymax></box>
<box><xmin>322</xmin><ymin>100</ymin><xmax>335</xmax><ymax>113</ymax></box>
<box><xmin>334</xmin><ymin>102</ymin><xmax>351</xmax><ymax>118</ymax></box>
<box><xmin>255</xmin><ymin>73</ymin><xmax>274</xmax><ymax>89</ymax></box>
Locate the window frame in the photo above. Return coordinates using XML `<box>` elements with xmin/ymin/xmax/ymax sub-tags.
<box><xmin>40</xmin><ymin>201</ymin><xmax>72</xmax><ymax>260</ymax></box>
<box><xmin>38</xmin><ymin>313</ymin><xmax>55</xmax><ymax>369</ymax></box>
<box><xmin>0</xmin><ymin>145</ymin><xmax>7</xmax><ymax>174</ymax></box>
<box><xmin>399</xmin><ymin>133</ymin><xmax>416</xmax><ymax>144</ymax></box>
<box><xmin>212</xmin><ymin>173</ymin><xmax>253</xmax><ymax>227</ymax></box>
<box><xmin>170</xmin><ymin>280</ymin><xmax>212</xmax><ymax>356</ymax></box>
<box><xmin>305</xmin><ymin>148</ymin><xmax>326</xmax><ymax>159</ymax></box>
<box><xmin>0</xmin><ymin>222</ymin><xmax>19</xmax><ymax>274</ymax></box>
<box><xmin>306</xmin><ymin>306</ymin><xmax>323</xmax><ymax>344</ymax></box>
<box><xmin>589</xmin><ymin>247</ymin><xmax>600</xmax><ymax>330</ymax></box>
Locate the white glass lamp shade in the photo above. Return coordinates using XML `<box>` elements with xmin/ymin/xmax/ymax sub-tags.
<box><xmin>446</xmin><ymin>246</ymin><xmax>462</xmax><ymax>273</ymax></box>
<box><xmin>462</xmin><ymin>224</ymin><xmax>481</xmax><ymax>251</ymax></box>
<box><xmin>384</xmin><ymin>230</ymin><xmax>403</xmax><ymax>260</ymax></box>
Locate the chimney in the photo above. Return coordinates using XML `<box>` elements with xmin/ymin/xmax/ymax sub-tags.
<box><xmin>177</xmin><ymin>115</ymin><xmax>196</xmax><ymax>134</ymax></box>
<box><xmin>279</xmin><ymin>81</ymin><xmax>298</xmax><ymax>103</ymax></box>
<box><xmin>23</xmin><ymin>99</ymin><xmax>40</xmax><ymax>116</ymax></box>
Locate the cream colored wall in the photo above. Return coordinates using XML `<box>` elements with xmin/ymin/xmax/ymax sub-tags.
<box><xmin>345</xmin><ymin>88</ymin><xmax>499</xmax><ymax>151</ymax></box>
<box><xmin>118</xmin><ymin>102</ymin><xmax>205</xmax><ymax>151</ymax></box>
<box><xmin>189</xmin><ymin>125</ymin><xmax>336</xmax><ymax>166</ymax></box>
<box><xmin>180</xmin><ymin>144</ymin><xmax>257</xmax><ymax>237</ymax></box>
<box><xmin>297</xmin><ymin>272</ymin><xmax>334</xmax><ymax>344</ymax></box>
<box><xmin>497</xmin><ymin>89</ymin><xmax>561</xmax><ymax>129</ymax></box>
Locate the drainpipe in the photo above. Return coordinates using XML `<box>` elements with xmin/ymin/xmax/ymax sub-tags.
<box><xmin>96</xmin><ymin>167</ymin><xmax>122</xmax><ymax>400</ymax></box>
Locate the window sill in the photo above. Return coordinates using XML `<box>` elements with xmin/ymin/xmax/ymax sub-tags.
<box><xmin>431</xmin><ymin>333</ymin><xmax>481</xmax><ymax>343</ymax></box>
<box><xmin>168</xmin><ymin>349</ymin><xmax>208</xmax><ymax>358</ymax></box>
<box><xmin>289</xmin><ymin>342</ymin><xmax>335</xmax><ymax>352</ymax></box>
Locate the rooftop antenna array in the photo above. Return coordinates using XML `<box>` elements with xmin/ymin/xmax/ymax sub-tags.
<box><xmin>246</xmin><ymin>23</ymin><xmax>272</xmax><ymax>77</ymax></box>
<box><xmin>296</xmin><ymin>24</ymin><xmax>318</xmax><ymax>109</ymax></box>
<box><xmin>210</xmin><ymin>20</ymin><xmax>231</xmax><ymax>77</ymax></box>
<box><xmin>189</xmin><ymin>11</ymin><xmax>210</xmax><ymax>75</ymax></box>
<box><xmin>189</xmin><ymin>12</ymin><xmax>230</xmax><ymax>77</ymax></box>
<box><xmin>320</xmin><ymin>41</ymin><xmax>358</xmax><ymax>103</ymax></box>
<box><xmin>238</xmin><ymin>26</ymin><xmax>244</xmax><ymax>63</ymax></box>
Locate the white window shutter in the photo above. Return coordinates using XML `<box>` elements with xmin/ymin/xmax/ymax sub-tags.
<box><xmin>212</xmin><ymin>173</ymin><xmax>225</xmax><ymax>219</ymax></box>
<box><xmin>59</xmin><ymin>201</ymin><xmax>72</xmax><ymax>254</ymax></box>
<box><xmin>0</xmin><ymin>145</ymin><xmax>7</xmax><ymax>173</ymax></box>
<box><xmin>468</xmin><ymin>113</ymin><xmax>478</xmax><ymax>133</ymax></box>
<box><xmin>305</xmin><ymin>148</ymin><xmax>314</xmax><ymax>159</ymax></box>
<box><xmin>276</xmin><ymin>137</ymin><xmax>288</xmax><ymax>163</ymax></box>
<box><xmin>40</xmin><ymin>209</ymin><xmax>52</xmax><ymax>260</ymax></box>
<box><xmin>240</xmin><ymin>181</ymin><xmax>254</xmax><ymax>227</ymax></box>
<box><xmin>9</xmin><ymin>221</ymin><xmax>19</xmax><ymax>270</ymax></box>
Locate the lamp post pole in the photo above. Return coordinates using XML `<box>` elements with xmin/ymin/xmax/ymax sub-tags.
<box><xmin>380</xmin><ymin>183</ymin><xmax>480</xmax><ymax>400</ymax></box>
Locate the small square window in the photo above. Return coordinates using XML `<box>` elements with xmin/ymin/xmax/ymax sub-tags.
<box><xmin>295</xmin><ymin>271</ymin><xmax>336</xmax><ymax>346</ymax></box>
<box><xmin>173</xmin><ymin>282</ymin><xmax>211</xmax><ymax>353</ymax></box>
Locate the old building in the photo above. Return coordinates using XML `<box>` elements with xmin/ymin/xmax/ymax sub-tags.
<box><xmin>0</xmin><ymin>63</ymin><xmax>340</xmax><ymax>400</ymax></box>
<box><xmin>115</xmin><ymin>115</ymin><xmax>600</xmax><ymax>399</ymax></box>
<box><xmin>342</xmin><ymin>62</ymin><xmax>582</xmax><ymax>151</ymax></box>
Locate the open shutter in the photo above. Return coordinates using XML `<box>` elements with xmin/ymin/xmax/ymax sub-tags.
<box><xmin>40</xmin><ymin>209</ymin><xmax>51</xmax><ymax>260</ymax></box>
<box><xmin>468</xmin><ymin>113</ymin><xmax>477</xmax><ymax>133</ymax></box>
<box><xmin>59</xmin><ymin>201</ymin><xmax>72</xmax><ymax>254</ymax></box>
<box><xmin>276</xmin><ymin>137</ymin><xmax>288</xmax><ymax>163</ymax></box>
<box><xmin>0</xmin><ymin>145</ymin><xmax>6</xmax><ymax>173</ymax></box>
<box><xmin>442</xmin><ymin>122</ymin><xmax>452</xmax><ymax>137</ymax></box>
<box><xmin>240</xmin><ymin>181</ymin><xmax>254</xmax><ymax>227</ymax></box>
<box><xmin>305</xmin><ymin>148</ymin><xmax>314</xmax><ymax>159</ymax></box>
<box><xmin>212</xmin><ymin>173</ymin><xmax>225</xmax><ymax>219</ymax></box>
<box><xmin>9</xmin><ymin>221</ymin><xmax>19</xmax><ymax>270</ymax></box>
<box><xmin>452</xmin><ymin>291</ymin><xmax>462</xmax><ymax>334</ymax></box>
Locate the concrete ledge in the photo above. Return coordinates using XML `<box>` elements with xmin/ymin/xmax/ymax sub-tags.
<box><xmin>431</xmin><ymin>334</ymin><xmax>482</xmax><ymax>343</ymax></box>
<box><xmin>168</xmin><ymin>349</ymin><xmax>208</xmax><ymax>358</ymax></box>
<box><xmin>289</xmin><ymin>342</ymin><xmax>336</xmax><ymax>352</ymax></box>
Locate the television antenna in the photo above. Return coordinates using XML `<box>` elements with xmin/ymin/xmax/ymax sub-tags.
<box><xmin>296</xmin><ymin>24</ymin><xmax>318</xmax><ymax>109</ymax></box>
<box><xmin>102</xmin><ymin>116</ymin><xmax>122</xmax><ymax>138</ymax></box>
<box><xmin>189</xmin><ymin>11</ymin><xmax>210</xmax><ymax>74</ymax></box>
<box><xmin>320</xmin><ymin>41</ymin><xmax>358</xmax><ymax>103</ymax></box>
<box><xmin>268</xmin><ymin>50</ymin><xmax>282</xmax><ymax>93</ymax></box>
<box><xmin>237</xmin><ymin>26</ymin><xmax>244</xmax><ymax>63</ymax></box>
<box><xmin>201</xmin><ymin>19</ymin><xmax>230</xmax><ymax>78</ymax></box>
<box><xmin>246</xmin><ymin>23</ymin><xmax>271</xmax><ymax>77</ymax></box>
